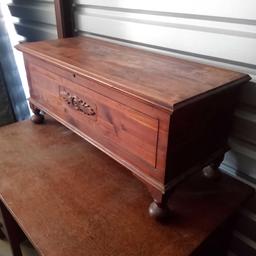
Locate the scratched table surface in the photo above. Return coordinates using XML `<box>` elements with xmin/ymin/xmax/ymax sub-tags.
<box><xmin>0</xmin><ymin>117</ymin><xmax>253</xmax><ymax>256</ymax></box>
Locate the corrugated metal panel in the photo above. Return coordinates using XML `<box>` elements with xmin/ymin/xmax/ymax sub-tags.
<box><xmin>8</xmin><ymin>0</ymin><xmax>57</xmax><ymax>42</ymax></box>
<box><xmin>229</xmin><ymin>195</ymin><xmax>256</xmax><ymax>256</ymax></box>
<box><xmin>0</xmin><ymin>5</ymin><xmax>29</xmax><ymax>121</ymax></box>
<box><xmin>74</xmin><ymin>0</ymin><xmax>256</xmax><ymax>184</ymax></box>
<box><xmin>0</xmin><ymin>64</ymin><xmax>15</xmax><ymax>126</ymax></box>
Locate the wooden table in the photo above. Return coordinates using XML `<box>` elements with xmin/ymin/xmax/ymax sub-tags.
<box><xmin>0</xmin><ymin>117</ymin><xmax>253</xmax><ymax>256</ymax></box>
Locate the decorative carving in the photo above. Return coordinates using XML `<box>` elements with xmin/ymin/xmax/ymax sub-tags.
<box><xmin>60</xmin><ymin>88</ymin><xmax>96</xmax><ymax>116</ymax></box>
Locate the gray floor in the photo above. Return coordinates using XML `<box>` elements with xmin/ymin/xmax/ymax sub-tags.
<box><xmin>0</xmin><ymin>239</ymin><xmax>37</xmax><ymax>256</ymax></box>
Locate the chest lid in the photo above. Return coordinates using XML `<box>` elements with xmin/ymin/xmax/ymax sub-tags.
<box><xmin>16</xmin><ymin>36</ymin><xmax>250</xmax><ymax>111</ymax></box>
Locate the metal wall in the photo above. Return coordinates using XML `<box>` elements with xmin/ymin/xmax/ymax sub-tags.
<box><xmin>0</xmin><ymin>65</ymin><xmax>15</xmax><ymax>126</ymax></box>
<box><xmin>8</xmin><ymin>0</ymin><xmax>57</xmax><ymax>42</ymax></box>
<box><xmin>0</xmin><ymin>4</ymin><xmax>28</xmax><ymax>121</ymax></box>
<box><xmin>0</xmin><ymin>6</ymin><xmax>14</xmax><ymax>125</ymax></box>
<box><xmin>74</xmin><ymin>0</ymin><xmax>256</xmax><ymax>184</ymax></box>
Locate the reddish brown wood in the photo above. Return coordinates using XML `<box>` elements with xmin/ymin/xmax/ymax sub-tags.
<box><xmin>25</xmin><ymin>59</ymin><xmax>163</xmax><ymax>181</ymax></box>
<box><xmin>16</xmin><ymin>36</ymin><xmax>251</xmax><ymax>218</ymax></box>
<box><xmin>15</xmin><ymin>36</ymin><xmax>250</xmax><ymax>110</ymax></box>
<box><xmin>54</xmin><ymin>0</ymin><xmax>74</xmax><ymax>38</ymax></box>
<box><xmin>0</xmin><ymin>118</ymin><xmax>253</xmax><ymax>256</ymax></box>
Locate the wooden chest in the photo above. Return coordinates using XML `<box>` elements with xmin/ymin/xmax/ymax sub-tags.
<box><xmin>17</xmin><ymin>36</ymin><xmax>251</xmax><ymax>220</ymax></box>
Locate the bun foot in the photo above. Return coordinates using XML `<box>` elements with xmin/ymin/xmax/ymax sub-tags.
<box><xmin>148</xmin><ymin>201</ymin><xmax>170</xmax><ymax>221</ymax></box>
<box><xmin>29</xmin><ymin>103</ymin><xmax>44</xmax><ymax>124</ymax></box>
<box><xmin>203</xmin><ymin>154</ymin><xmax>224</xmax><ymax>180</ymax></box>
<box><xmin>31</xmin><ymin>113</ymin><xmax>44</xmax><ymax>124</ymax></box>
<box><xmin>202</xmin><ymin>165</ymin><xmax>221</xmax><ymax>180</ymax></box>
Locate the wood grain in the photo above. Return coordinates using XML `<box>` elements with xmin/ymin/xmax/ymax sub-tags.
<box><xmin>16</xmin><ymin>36</ymin><xmax>250</xmax><ymax>110</ymax></box>
<box><xmin>0</xmin><ymin>118</ymin><xmax>253</xmax><ymax>256</ymax></box>
<box><xmin>27</xmin><ymin>61</ymin><xmax>160</xmax><ymax>172</ymax></box>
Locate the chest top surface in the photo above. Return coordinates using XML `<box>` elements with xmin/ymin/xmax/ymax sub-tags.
<box><xmin>16</xmin><ymin>36</ymin><xmax>250</xmax><ymax>110</ymax></box>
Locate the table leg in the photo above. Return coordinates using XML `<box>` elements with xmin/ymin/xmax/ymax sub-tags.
<box><xmin>0</xmin><ymin>200</ymin><xmax>23</xmax><ymax>256</ymax></box>
<box><xmin>0</xmin><ymin>223</ymin><xmax>6</xmax><ymax>240</ymax></box>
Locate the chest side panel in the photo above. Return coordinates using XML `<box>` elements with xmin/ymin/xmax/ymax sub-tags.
<box><xmin>166</xmin><ymin>85</ymin><xmax>241</xmax><ymax>182</ymax></box>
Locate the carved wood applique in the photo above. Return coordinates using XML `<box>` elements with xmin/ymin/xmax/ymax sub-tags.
<box><xmin>59</xmin><ymin>87</ymin><xmax>96</xmax><ymax>116</ymax></box>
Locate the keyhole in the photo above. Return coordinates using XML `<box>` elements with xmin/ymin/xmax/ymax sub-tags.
<box><xmin>73</xmin><ymin>73</ymin><xmax>76</xmax><ymax>78</ymax></box>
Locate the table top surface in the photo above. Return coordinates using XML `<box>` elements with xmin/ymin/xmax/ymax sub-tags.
<box><xmin>0</xmin><ymin>117</ymin><xmax>253</xmax><ymax>256</ymax></box>
<box><xmin>16</xmin><ymin>36</ymin><xmax>250</xmax><ymax>110</ymax></box>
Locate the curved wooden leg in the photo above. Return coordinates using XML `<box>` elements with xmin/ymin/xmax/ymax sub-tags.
<box><xmin>30</xmin><ymin>103</ymin><xmax>44</xmax><ymax>124</ymax></box>
<box><xmin>202</xmin><ymin>154</ymin><xmax>224</xmax><ymax>180</ymax></box>
<box><xmin>147</xmin><ymin>185</ymin><xmax>170</xmax><ymax>221</ymax></box>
